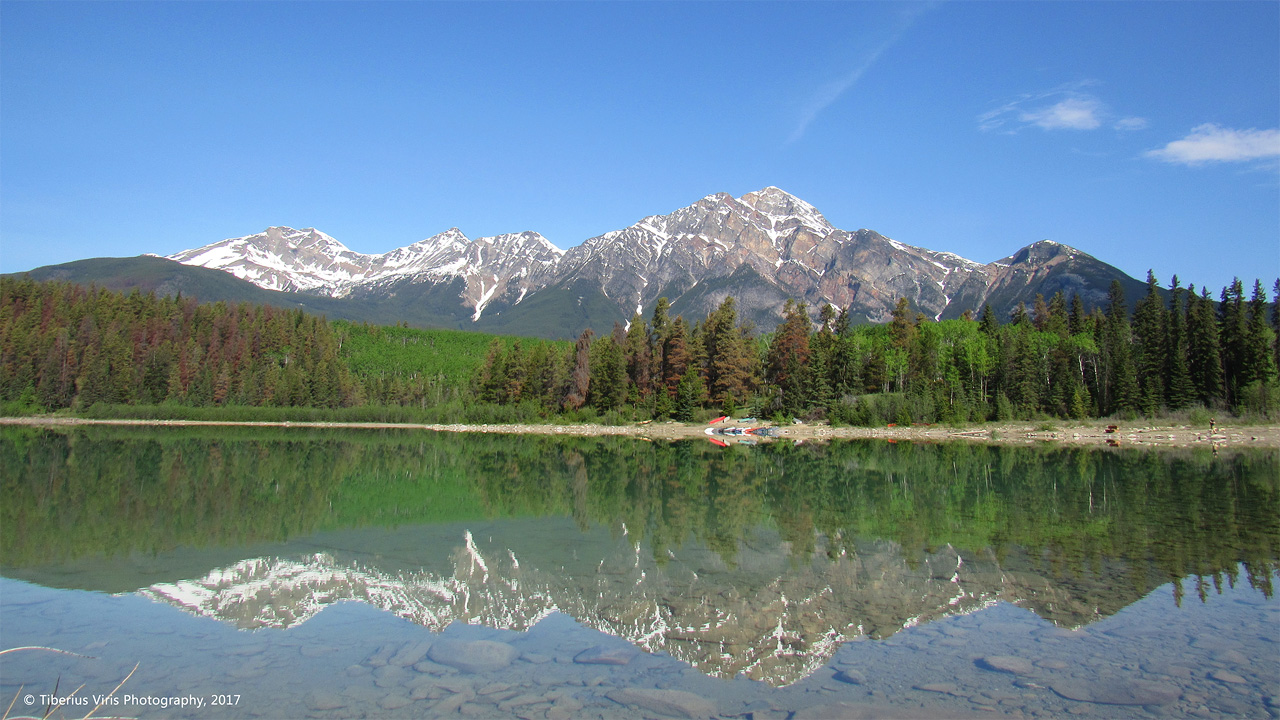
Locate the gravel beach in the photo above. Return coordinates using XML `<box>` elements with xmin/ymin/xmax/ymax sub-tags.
<box><xmin>3</xmin><ymin>416</ymin><xmax>1277</xmax><ymax>449</ymax></box>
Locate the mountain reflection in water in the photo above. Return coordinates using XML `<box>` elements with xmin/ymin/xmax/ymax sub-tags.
<box><xmin>2</xmin><ymin>426</ymin><xmax>1277</xmax><ymax>687</ymax></box>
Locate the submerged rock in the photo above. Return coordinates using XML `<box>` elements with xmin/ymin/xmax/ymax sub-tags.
<box><xmin>389</xmin><ymin>638</ymin><xmax>433</xmax><ymax>666</ymax></box>
<box><xmin>606</xmin><ymin>688</ymin><xmax>716</xmax><ymax>718</ymax></box>
<box><xmin>977</xmin><ymin>655</ymin><xmax>1035</xmax><ymax>675</ymax></box>
<box><xmin>1209</xmin><ymin>669</ymin><xmax>1247</xmax><ymax>684</ymax></box>
<box><xmin>574</xmin><ymin>644</ymin><xmax>639</xmax><ymax>665</ymax></box>
<box><xmin>794</xmin><ymin>702</ymin><xmax>990</xmax><ymax>719</ymax></box>
<box><xmin>427</xmin><ymin>639</ymin><xmax>519</xmax><ymax>674</ymax></box>
<box><xmin>914</xmin><ymin>682</ymin><xmax>961</xmax><ymax>695</ymax></box>
<box><xmin>378</xmin><ymin>694</ymin><xmax>413</xmax><ymax>710</ymax></box>
<box><xmin>834</xmin><ymin>668</ymin><xmax>866</xmax><ymax>684</ymax></box>
<box><xmin>1051</xmin><ymin>679</ymin><xmax>1181</xmax><ymax>705</ymax></box>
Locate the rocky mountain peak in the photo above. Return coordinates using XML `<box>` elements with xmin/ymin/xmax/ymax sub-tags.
<box><xmin>164</xmin><ymin>188</ymin><xmax>1144</xmax><ymax>336</ymax></box>
<box><xmin>997</xmin><ymin>239</ymin><xmax>1087</xmax><ymax>268</ymax></box>
<box><xmin>399</xmin><ymin>228</ymin><xmax>467</xmax><ymax>251</ymax></box>
<box><xmin>480</xmin><ymin>231</ymin><xmax>564</xmax><ymax>259</ymax></box>
<box><xmin>736</xmin><ymin>187</ymin><xmax>834</xmax><ymax>236</ymax></box>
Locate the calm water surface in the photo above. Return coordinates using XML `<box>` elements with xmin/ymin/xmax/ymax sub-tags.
<box><xmin>1</xmin><ymin>427</ymin><xmax>1277</xmax><ymax>719</ymax></box>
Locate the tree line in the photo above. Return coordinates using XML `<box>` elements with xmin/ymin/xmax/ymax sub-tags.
<box><xmin>475</xmin><ymin>274</ymin><xmax>1280</xmax><ymax>424</ymax></box>
<box><xmin>1</xmin><ymin>274</ymin><xmax>1277</xmax><ymax>423</ymax></box>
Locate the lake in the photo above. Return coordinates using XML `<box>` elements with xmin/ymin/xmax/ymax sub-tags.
<box><xmin>1</xmin><ymin>426</ymin><xmax>1277</xmax><ymax>719</ymax></box>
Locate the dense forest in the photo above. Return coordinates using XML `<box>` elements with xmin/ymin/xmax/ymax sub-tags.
<box><xmin>473</xmin><ymin>273</ymin><xmax>1280</xmax><ymax>423</ymax></box>
<box><xmin>1</xmin><ymin>273</ymin><xmax>1277</xmax><ymax>424</ymax></box>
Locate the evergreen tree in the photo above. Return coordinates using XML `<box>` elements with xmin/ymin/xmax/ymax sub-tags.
<box><xmin>1010</xmin><ymin>323</ymin><xmax>1043</xmax><ymax>416</ymax></box>
<box><xmin>502</xmin><ymin>340</ymin><xmax>529</xmax><ymax>403</ymax></box>
<box><xmin>1242</xmin><ymin>280</ymin><xmax>1278</xmax><ymax>387</ymax></box>
<box><xmin>1068</xmin><ymin>293</ymin><xmax>1086</xmax><ymax>336</ymax></box>
<box><xmin>673</xmin><ymin>364</ymin><xmax>706</xmax><ymax>421</ymax></box>
<box><xmin>1273</xmin><ymin>279</ymin><xmax>1280</xmax><ymax>375</ymax></box>
<box><xmin>588</xmin><ymin>333</ymin><xmax>626</xmax><ymax>412</ymax></box>
<box><xmin>1219</xmin><ymin>278</ymin><xmax>1248</xmax><ymax>404</ymax></box>
<box><xmin>650</xmin><ymin>297</ymin><xmax>671</xmax><ymax>339</ymax></box>
<box><xmin>828</xmin><ymin>306</ymin><xmax>860</xmax><ymax>399</ymax></box>
<box><xmin>766</xmin><ymin>299</ymin><xmax>812</xmax><ymax>416</ymax></box>
<box><xmin>1132</xmin><ymin>270</ymin><xmax>1167</xmax><ymax>414</ymax></box>
<box><xmin>808</xmin><ymin>303</ymin><xmax>838</xmax><ymax>410</ymax></box>
<box><xmin>1032</xmin><ymin>294</ymin><xmax>1051</xmax><ymax>332</ymax></box>
<box><xmin>476</xmin><ymin>339</ymin><xmax>508</xmax><ymax>403</ymax></box>
<box><xmin>1164</xmin><ymin>276</ymin><xmax>1194</xmax><ymax>410</ymax></box>
<box><xmin>978</xmin><ymin>304</ymin><xmax>998</xmax><ymax>336</ymax></box>
<box><xmin>1046</xmin><ymin>291</ymin><xmax>1069</xmax><ymax>338</ymax></box>
<box><xmin>703</xmin><ymin>297</ymin><xmax>754</xmax><ymax>409</ymax></box>
<box><xmin>1009</xmin><ymin>302</ymin><xmax>1029</xmax><ymax>327</ymax></box>
<box><xmin>1103</xmin><ymin>280</ymin><xmax>1139</xmax><ymax>415</ymax></box>
<box><xmin>887</xmin><ymin>297</ymin><xmax>917</xmax><ymax>392</ymax></box>
<box><xmin>662</xmin><ymin>316</ymin><xmax>692</xmax><ymax>398</ymax></box>
<box><xmin>1187</xmin><ymin>286</ymin><xmax>1224</xmax><ymax>406</ymax></box>
<box><xmin>623</xmin><ymin>313</ymin><xmax>653</xmax><ymax>403</ymax></box>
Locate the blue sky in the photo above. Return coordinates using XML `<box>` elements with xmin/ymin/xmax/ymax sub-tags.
<box><xmin>3</xmin><ymin>1</ymin><xmax>1277</xmax><ymax>297</ymax></box>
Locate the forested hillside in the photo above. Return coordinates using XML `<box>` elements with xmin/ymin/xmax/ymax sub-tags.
<box><xmin>0</xmin><ymin>278</ymin><xmax>557</xmax><ymax>419</ymax></box>
<box><xmin>1</xmin><ymin>274</ymin><xmax>1276</xmax><ymax>424</ymax></box>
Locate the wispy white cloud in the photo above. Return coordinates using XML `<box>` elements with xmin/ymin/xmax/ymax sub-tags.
<box><xmin>1145</xmin><ymin>124</ymin><xmax>1280</xmax><ymax>165</ymax></box>
<box><xmin>1019</xmin><ymin>97</ymin><xmax>1102</xmax><ymax>130</ymax></box>
<box><xmin>1114</xmin><ymin>116</ymin><xmax>1149</xmax><ymax>131</ymax></box>
<box><xmin>786</xmin><ymin>3</ymin><xmax>936</xmax><ymax>145</ymax></box>
<box><xmin>979</xmin><ymin>83</ymin><xmax>1144</xmax><ymax>134</ymax></box>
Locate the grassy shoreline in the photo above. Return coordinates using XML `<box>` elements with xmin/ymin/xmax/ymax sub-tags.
<box><xmin>3</xmin><ymin>414</ymin><xmax>1278</xmax><ymax>449</ymax></box>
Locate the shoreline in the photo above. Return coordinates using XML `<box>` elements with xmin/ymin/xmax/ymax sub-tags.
<box><xmin>3</xmin><ymin>415</ymin><xmax>1278</xmax><ymax>449</ymax></box>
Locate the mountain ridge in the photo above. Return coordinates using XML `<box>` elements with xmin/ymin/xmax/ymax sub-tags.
<box><xmin>16</xmin><ymin>187</ymin><xmax>1152</xmax><ymax>338</ymax></box>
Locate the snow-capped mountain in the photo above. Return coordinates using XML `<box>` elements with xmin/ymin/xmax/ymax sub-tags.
<box><xmin>168</xmin><ymin>226</ymin><xmax>373</xmax><ymax>294</ymax></box>
<box><xmin>138</xmin><ymin>529</ymin><xmax>1104</xmax><ymax>687</ymax></box>
<box><xmin>168</xmin><ymin>226</ymin><xmax>563</xmax><ymax>322</ymax></box>
<box><xmin>165</xmin><ymin>188</ymin><xmax>1141</xmax><ymax>335</ymax></box>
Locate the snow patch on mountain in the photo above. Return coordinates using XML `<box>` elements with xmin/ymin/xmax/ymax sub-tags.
<box><xmin>164</xmin><ymin>188</ymin><xmax>1111</xmax><ymax>329</ymax></box>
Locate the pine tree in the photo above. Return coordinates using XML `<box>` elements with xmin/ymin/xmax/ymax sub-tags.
<box><xmin>808</xmin><ymin>303</ymin><xmax>838</xmax><ymax>410</ymax></box>
<box><xmin>623</xmin><ymin>313</ymin><xmax>653</xmax><ymax>402</ymax></box>
<box><xmin>979</xmin><ymin>304</ymin><xmax>998</xmax><ymax>336</ymax></box>
<box><xmin>673</xmin><ymin>365</ymin><xmax>706</xmax><ymax>421</ymax></box>
<box><xmin>502</xmin><ymin>340</ymin><xmax>529</xmax><ymax>403</ymax></box>
<box><xmin>476</xmin><ymin>339</ymin><xmax>508</xmax><ymax>403</ymax></box>
<box><xmin>1218</xmin><ymin>279</ymin><xmax>1248</xmax><ymax>404</ymax></box>
<box><xmin>829</xmin><ymin>306</ymin><xmax>860</xmax><ymax>399</ymax></box>
<box><xmin>704</xmin><ymin>297</ymin><xmax>754</xmax><ymax>409</ymax></box>
<box><xmin>651</xmin><ymin>297</ymin><xmax>671</xmax><ymax>339</ymax></box>
<box><xmin>588</xmin><ymin>333</ymin><xmax>626</xmax><ymax>412</ymax></box>
<box><xmin>1068</xmin><ymin>293</ymin><xmax>1086</xmax><ymax>336</ymax></box>
<box><xmin>1010</xmin><ymin>323</ymin><xmax>1042</xmax><ymax>416</ymax></box>
<box><xmin>1242</xmin><ymin>280</ymin><xmax>1278</xmax><ymax>387</ymax></box>
<box><xmin>1009</xmin><ymin>302</ymin><xmax>1029</xmax><ymax>327</ymax></box>
<box><xmin>662</xmin><ymin>316</ymin><xmax>692</xmax><ymax>398</ymax></box>
<box><xmin>1132</xmin><ymin>270</ymin><xmax>1167</xmax><ymax>414</ymax></box>
<box><xmin>888</xmin><ymin>297</ymin><xmax>917</xmax><ymax>392</ymax></box>
<box><xmin>766</xmin><ymin>299</ymin><xmax>812</xmax><ymax>416</ymax></box>
<box><xmin>1032</xmin><ymin>294</ymin><xmax>1051</xmax><ymax>332</ymax></box>
<box><xmin>1164</xmin><ymin>276</ymin><xmax>1194</xmax><ymax>410</ymax></box>
<box><xmin>1046</xmin><ymin>291</ymin><xmax>1069</xmax><ymax>338</ymax></box>
<box><xmin>1103</xmin><ymin>280</ymin><xmax>1139</xmax><ymax>415</ymax></box>
<box><xmin>1187</xmin><ymin>286</ymin><xmax>1224</xmax><ymax>406</ymax></box>
<box><xmin>1273</xmin><ymin>279</ymin><xmax>1280</xmax><ymax>376</ymax></box>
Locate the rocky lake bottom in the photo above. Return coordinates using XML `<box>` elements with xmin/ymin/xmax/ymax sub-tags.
<box><xmin>3</xmin><ymin>571</ymin><xmax>1277</xmax><ymax>720</ymax></box>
